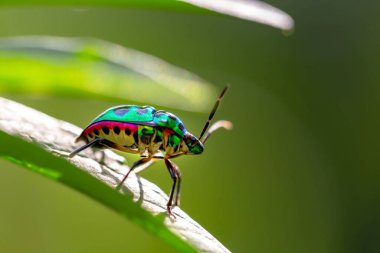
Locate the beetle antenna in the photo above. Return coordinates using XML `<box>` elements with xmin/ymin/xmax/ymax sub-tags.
<box><xmin>201</xmin><ymin>120</ymin><xmax>233</xmax><ymax>144</ymax></box>
<box><xmin>198</xmin><ymin>85</ymin><xmax>229</xmax><ymax>141</ymax></box>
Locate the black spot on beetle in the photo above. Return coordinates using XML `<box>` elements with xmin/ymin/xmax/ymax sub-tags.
<box><xmin>88</xmin><ymin>133</ymin><xmax>93</xmax><ymax>138</ymax></box>
<box><xmin>178</xmin><ymin>123</ymin><xmax>185</xmax><ymax>131</ymax></box>
<box><xmin>94</xmin><ymin>129</ymin><xmax>99</xmax><ymax>136</ymax></box>
<box><xmin>114</xmin><ymin>108</ymin><xmax>129</xmax><ymax>116</ymax></box>
<box><xmin>102</xmin><ymin>126</ymin><xmax>110</xmax><ymax>135</ymax></box>
<box><xmin>125</xmin><ymin>128</ymin><xmax>131</xmax><ymax>136</ymax></box>
<box><xmin>113</xmin><ymin>126</ymin><xmax>120</xmax><ymax>135</ymax></box>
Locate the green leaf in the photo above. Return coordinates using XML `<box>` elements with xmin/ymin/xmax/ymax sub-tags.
<box><xmin>0</xmin><ymin>36</ymin><xmax>216</xmax><ymax>112</ymax></box>
<box><xmin>0</xmin><ymin>97</ymin><xmax>231</xmax><ymax>252</ymax></box>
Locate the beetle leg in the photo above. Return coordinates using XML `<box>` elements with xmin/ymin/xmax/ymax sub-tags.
<box><xmin>164</xmin><ymin>159</ymin><xmax>176</xmax><ymax>216</ymax></box>
<box><xmin>164</xmin><ymin>159</ymin><xmax>181</xmax><ymax>216</ymax></box>
<box><xmin>69</xmin><ymin>137</ymin><xmax>105</xmax><ymax>157</ymax></box>
<box><xmin>116</xmin><ymin>157</ymin><xmax>152</xmax><ymax>191</ymax></box>
<box><xmin>173</xmin><ymin>165</ymin><xmax>182</xmax><ymax>207</ymax></box>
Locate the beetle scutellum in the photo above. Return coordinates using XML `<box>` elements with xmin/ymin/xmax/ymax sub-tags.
<box><xmin>70</xmin><ymin>86</ymin><xmax>232</xmax><ymax>216</ymax></box>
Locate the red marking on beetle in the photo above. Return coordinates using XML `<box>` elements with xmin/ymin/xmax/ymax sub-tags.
<box><xmin>83</xmin><ymin>121</ymin><xmax>138</xmax><ymax>138</ymax></box>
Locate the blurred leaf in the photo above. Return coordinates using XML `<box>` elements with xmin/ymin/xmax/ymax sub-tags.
<box><xmin>0</xmin><ymin>0</ymin><xmax>294</xmax><ymax>31</ymax></box>
<box><xmin>0</xmin><ymin>36</ymin><xmax>216</xmax><ymax>112</ymax></box>
<box><xmin>181</xmin><ymin>0</ymin><xmax>294</xmax><ymax>31</ymax></box>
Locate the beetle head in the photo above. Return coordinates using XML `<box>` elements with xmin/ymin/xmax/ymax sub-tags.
<box><xmin>184</xmin><ymin>132</ymin><xmax>204</xmax><ymax>155</ymax></box>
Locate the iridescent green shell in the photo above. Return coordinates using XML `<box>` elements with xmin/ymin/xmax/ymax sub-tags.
<box><xmin>91</xmin><ymin>105</ymin><xmax>187</xmax><ymax>137</ymax></box>
<box><xmin>92</xmin><ymin>105</ymin><xmax>156</xmax><ymax>125</ymax></box>
<box><xmin>152</xmin><ymin>111</ymin><xmax>187</xmax><ymax>138</ymax></box>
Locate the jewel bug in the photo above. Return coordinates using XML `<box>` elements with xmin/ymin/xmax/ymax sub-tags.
<box><xmin>70</xmin><ymin>86</ymin><xmax>232</xmax><ymax>216</ymax></box>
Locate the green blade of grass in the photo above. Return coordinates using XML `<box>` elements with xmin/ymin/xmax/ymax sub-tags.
<box><xmin>0</xmin><ymin>97</ymin><xmax>231</xmax><ymax>253</ymax></box>
<box><xmin>0</xmin><ymin>0</ymin><xmax>294</xmax><ymax>31</ymax></box>
<box><xmin>0</xmin><ymin>36</ymin><xmax>216</xmax><ymax>112</ymax></box>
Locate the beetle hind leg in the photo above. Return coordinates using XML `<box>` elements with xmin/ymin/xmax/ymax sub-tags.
<box><xmin>69</xmin><ymin>137</ymin><xmax>105</xmax><ymax>157</ymax></box>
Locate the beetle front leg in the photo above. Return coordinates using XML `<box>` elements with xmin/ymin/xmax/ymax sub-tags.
<box><xmin>173</xmin><ymin>165</ymin><xmax>181</xmax><ymax>207</ymax></box>
<box><xmin>164</xmin><ymin>159</ymin><xmax>181</xmax><ymax>217</ymax></box>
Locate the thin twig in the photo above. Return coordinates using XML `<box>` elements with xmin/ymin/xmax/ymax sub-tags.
<box><xmin>0</xmin><ymin>97</ymin><xmax>231</xmax><ymax>253</ymax></box>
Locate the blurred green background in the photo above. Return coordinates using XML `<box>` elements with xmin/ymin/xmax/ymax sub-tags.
<box><xmin>0</xmin><ymin>1</ymin><xmax>379</xmax><ymax>253</ymax></box>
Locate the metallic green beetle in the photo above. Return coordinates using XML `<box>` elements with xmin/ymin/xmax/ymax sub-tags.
<box><xmin>70</xmin><ymin>86</ymin><xmax>232</xmax><ymax>216</ymax></box>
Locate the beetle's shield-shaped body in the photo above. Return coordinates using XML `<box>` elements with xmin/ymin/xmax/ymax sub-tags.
<box><xmin>75</xmin><ymin>105</ymin><xmax>192</xmax><ymax>155</ymax></box>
